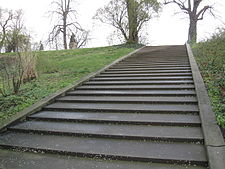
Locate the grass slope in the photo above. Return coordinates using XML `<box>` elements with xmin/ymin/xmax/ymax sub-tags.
<box><xmin>192</xmin><ymin>30</ymin><xmax>225</xmax><ymax>128</ymax></box>
<box><xmin>0</xmin><ymin>44</ymin><xmax>141</xmax><ymax>124</ymax></box>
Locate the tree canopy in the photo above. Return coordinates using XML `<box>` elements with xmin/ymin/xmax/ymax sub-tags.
<box><xmin>0</xmin><ymin>8</ymin><xmax>30</xmax><ymax>53</ymax></box>
<box><xmin>94</xmin><ymin>0</ymin><xmax>161</xmax><ymax>44</ymax></box>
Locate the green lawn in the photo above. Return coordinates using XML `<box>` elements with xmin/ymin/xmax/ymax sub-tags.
<box><xmin>192</xmin><ymin>30</ymin><xmax>225</xmax><ymax>128</ymax></box>
<box><xmin>0</xmin><ymin>44</ymin><xmax>141</xmax><ymax>125</ymax></box>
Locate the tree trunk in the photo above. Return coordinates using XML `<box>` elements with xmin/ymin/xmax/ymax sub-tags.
<box><xmin>63</xmin><ymin>15</ymin><xmax>67</xmax><ymax>49</ymax></box>
<box><xmin>188</xmin><ymin>17</ymin><xmax>197</xmax><ymax>44</ymax></box>
<box><xmin>0</xmin><ymin>28</ymin><xmax>7</xmax><ymax>53</ymax></box>
<box><xmin>126</xmin><ymin>0</ymin><xmax>139</xmax><ymax>44</ymax></box>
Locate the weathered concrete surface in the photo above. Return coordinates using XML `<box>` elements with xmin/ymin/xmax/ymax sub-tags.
<box><xmin>56</xmin><ymin>95</ymin><xmax>198</xmax><ymax>104</ymax></box>
<box><xmin>186</xmin><ymin>43</ymin><xmax>225</xmax><ymax>169</ymax></box>
<box><xmin>30</xmin><ymin>111</ymin><xmax>201</xmax><ymax>126</ymax></box>
<box><xmin>1</xmin><ymin>45</ymin><xmax>222</xmax><ymax>168</ymax></box>
<box><xmin>44</xmin><ymin>102</ymin><xmax>199</xmax><ymax>113</ymax></box>
<box><xmin>9</xmin><ymin>121</ymin><xmax>203</xmax><ymax>142</ymax></box>
<box><xmin>0</xmin><ymin>132</ymin><xmax>207</xmax><ymax>165</ymax></box>
<box><xmin>0</xmin><ymin>150</ymin><xmax>207</xmax><ymax>169</ymax></box>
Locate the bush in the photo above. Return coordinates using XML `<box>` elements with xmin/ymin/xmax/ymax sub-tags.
<box><xmin>0</xmin><ymin>51</ymin><xmax>37</xmax><ymax>96</ymax></box>
<box><xmin>192</xmin><ymin>28</ymin><xmax>225</xmax><ymax>128</ymax></box>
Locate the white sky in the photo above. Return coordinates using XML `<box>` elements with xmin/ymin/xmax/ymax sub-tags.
<box><xmin>0</xmin><ymin>0</ymin><xmax>224</xmax><ymax>48</ymax></box>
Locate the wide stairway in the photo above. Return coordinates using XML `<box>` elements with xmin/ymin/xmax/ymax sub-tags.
<box><xmin>0</xmin><ymin>46</ymin><xmax>208</xmax><ymax>168</ymax></box>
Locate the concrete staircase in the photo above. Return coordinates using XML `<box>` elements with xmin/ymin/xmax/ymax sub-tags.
<box><xmin>0</xmin><ymin>45</ymin><xmax>220</xmax><ymax>169</ymax></box>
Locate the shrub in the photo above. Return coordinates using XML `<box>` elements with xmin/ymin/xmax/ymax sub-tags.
<box><xmin>0</xmin><ymin>51</ymin><xmax>37</xmax><ymax>96</ymax></box>
<box><xmin>192</xmin><ymin>28</ymin><xmax>225</xmax><ymax>128</ymax></box>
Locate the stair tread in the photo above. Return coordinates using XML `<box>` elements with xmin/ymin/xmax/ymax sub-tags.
<box><xmin>84</xmin><ymin>80</ymin><xmax>194</xmax><ymax>85</ymax></box>
<box><xmin>67</xmin><ymin>89</ymin><xmax>196</xmax><ymax>95</ymax></box>
<box><xmin>0</xmin><ymin>149</ymin><xmax>207</xmax><ymax>169</ymax></box>
<box><xmin>10</xmin><ymin>121</ymin><xmax>204</xmax><ymax>141</ymax></box>
<box><xmin>78</xmin><ymin>85</ymin><xmax>195</xmax><ymax>90</ymax></box>
<box><xmin>97</xmin><ymin>73</ymin><xmax>192</xmax><ymax>77</ymax></box>
<box><xmin>106</xmin><ymin>67</ymin><xmax>191</xmax><ymax>71</ymax></box>
<box><xmin>91</xmin><ymin>76</ymin><xmax>193</xmax><ymax>81</ymax></box>
<box><xmin>45</xmin><ymin>102</ymin><xmax>199</xmax><ymax>112</ymax></box>
<box><xmin>116</xmin><ymin>62</ymin><xmax>190</xmax><ymax>64</ymax></box>
<box><xmin>112</xmin><ymin>65</ymin><xmax>190</xmax><ymax>68</ymax></box>
<box><xmin>57</xmin><ymin>95</ymin><xmax>197</xmax><ymax>103</ymax></box>
<box><xmin>0</xmin><ymin>132</ymin><xmax>207</xmax><ymax>164</ymax></box>
<box><xmin>102</xmin><ymin>70</ymin><xmax>192</xmax><ymax>74</ymax></box>
<box><xmin>30</xmin><ymin>111</ymin><xmax>201</xmax><ymax>124</ymax></box>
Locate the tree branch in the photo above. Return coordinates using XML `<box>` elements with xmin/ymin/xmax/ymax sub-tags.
<box><xmin>164</xmin><ymin>0</ymin><xmax>189</xmax><ymax>12</ymax></box>
<box><xmin>197</xmin><ymin>5</ymin><xmax>212</xmax><ymax>20</ymax></box>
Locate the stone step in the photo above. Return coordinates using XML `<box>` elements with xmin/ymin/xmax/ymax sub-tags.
<box><xmin>96</xmin><ymin>72</ymin><xmax>193</xmax><ymax>77</ymax></box>
<box><xmin>102</xmin><ymin>70</ymin><xmax>192</xmax><ymax>74</ymax></box>
<box><xmin>0</xmin><ymin>149</ymin><xmax>206</xmax><ymax>169</ymax></box>
<box><xmin>77</xmin><ymin>84</ymin><xmax>195</xmax><ymax>90</ymax></box>
<box><xmin>90</xmin><ymin>76</ymin><xmax>193</xmax><ymax>81</ymax></box>
<box><xmin>115</xmin><ymin>63</ymin><xmax>190</xmax><ymax>66</ymax></box>
<box><xmin>0</xmin><ymin>132</ymin><xmax>207</xmax><ymax>166</ymax></box>
<box><xmin>111</xmin><ymin>65</ymin><xmax>191</xmax><ymax>69</ymax></box>
<box><xmin>9</xmin><ymin>121</ymin><xmax>204</xmax><ymax>142</ymax></box>
<box><xmin>120</xmin><ymin>61</ymin><xmax>189</xmax><ymax>63</ymax></box>
<box><xmin>29</xmin><ymin>111</ymin><xmax>201</xmax><ymax>126</ymax></box>
<box><xmin>44</xmin><ymin>102</ymin><xmax>199</xmax><ymax>113</ymax></box>
<box><xmin>56</xmin><ymin>95</ymin><xmax>197</xmax><ymax>104</ymax></box>
<box><xmin>118</xmin><ymin>63</ymin><xmax>190</xmax><ymax>66</ymax></box>
<box><xmin>84</xmin><ymin>80</ymin><xmax>194</xmax><ymax>85</ymax></box>
<box><xmin>67</xmin><ymin>89</ymin><xmax>196</xmax><ymax>96</ymax></box>
<box><xmin>120</xmin><ymin>59</ymin><xmax>188</xmax><ymax>61</ymax></box>
<box><xmin>106</xmin><ymin>67</ymin><xmax>191</xmax><ymax>71</ymax></box>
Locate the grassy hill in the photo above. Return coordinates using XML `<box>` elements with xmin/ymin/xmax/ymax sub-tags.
<box><xmin>0</xmin><ymin>44</ymin><xmax>141</xmax><ymax>124</ymax></box>
<box><xmin>1</xmin><ymin>40</ymin><xmax>224</xmax><ymax>129</ymax></box>
<box><xmin>192</xmin><ymin>29</ymin><xmax>225</xmax><ymax>128</ymax></box>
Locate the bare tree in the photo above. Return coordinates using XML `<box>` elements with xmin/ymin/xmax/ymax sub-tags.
<box><xmin>0</xmin><ymin>8</ymin><xmax>30</xmax><ymax>53</ymax></box>
<box><xmin>94</xmin><ymin>0</ymin><xmax>160</xmax><ymax>44</ymax></box>
<box><xmin>107</xmin><ymin>29</ymin><xmax>126</xmax><ymax>46</ymax></box>
<box><xmin>5</xmin><ymin>9</ymin><xmax>30</xmax><ymax>52</ymax></box>
<box><xmin>94</xmin><ymin>0</ymin><xmax>129</xmax><ymax>42</ymax></box>
<box><xmin>0</xmin><ymin>8</ymin><xmax>13</xmax><ymax>53</ymax></box>
<box><xmin>48</xmin><ymin>0</ymin><xmax>89</xmax><ymax>49</ymax></box>
<box><xmin>164</xmin><ymin>0</ymin><xmax>214</xmax><ymax>43</ymax></box>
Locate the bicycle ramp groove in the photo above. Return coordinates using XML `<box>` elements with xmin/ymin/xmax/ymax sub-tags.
<box><xmin>0</xmin><ymin>45</ymin><xmax>224</xmax><ymax>169</ymax></box>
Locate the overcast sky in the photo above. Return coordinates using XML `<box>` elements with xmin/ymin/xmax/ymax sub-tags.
<box><xmin>0</xmin><ymin>0</ymin><xmax>224</xmax><ymax>48</ymax></box>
